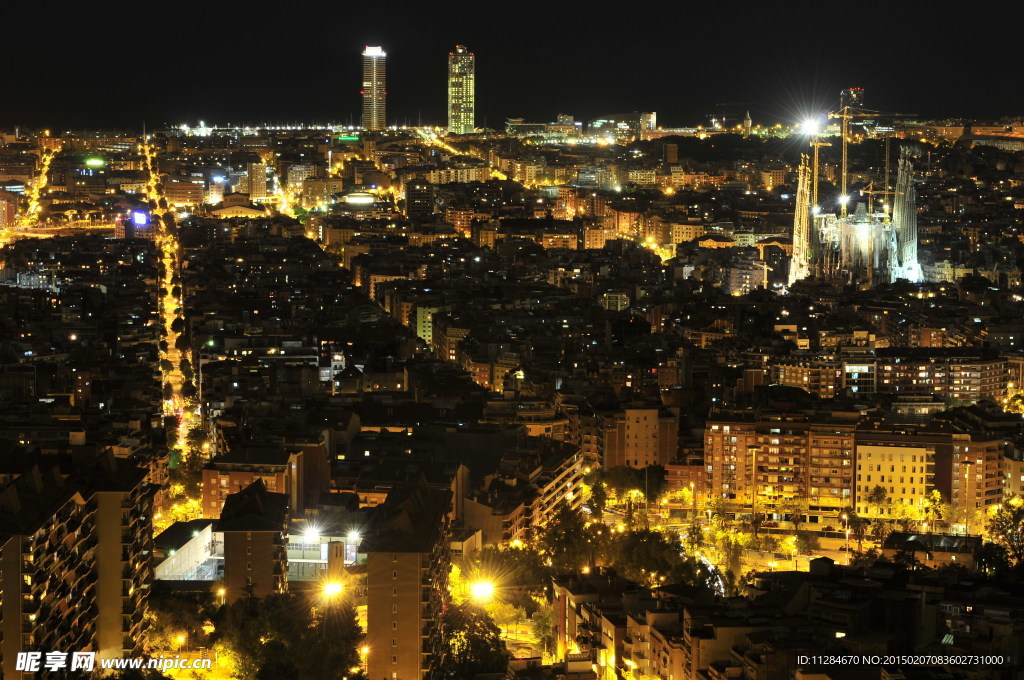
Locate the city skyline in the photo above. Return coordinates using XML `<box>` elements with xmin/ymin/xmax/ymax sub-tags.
<box><xmin>2</xmin><ymin>4</ymin><xmax>1018</xmax><ymax>129</ymax></box>
<box><xmin>2</xmin><ymin>4</ymin><xmax>1024</xmax><ymax>678</ymax></box>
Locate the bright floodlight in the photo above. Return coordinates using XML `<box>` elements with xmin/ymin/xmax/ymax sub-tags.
<box><xmin>802</xmin><ymin>119</ymin><xmax>819</xmax><ymax>136</ymax></box>
<box><xmin>469</xmin><ymin>580</ymin><xmax>495</xmax><ymax>602</ymax></box>
<box><xmin>811</xmin><ymin>205</ymin><xmax>821</xmax><ymax>214</ymax></box>
<box><xmin>347</xmin><ymin>530</ymin><xmax>361</xmax><ymax>544</ymax></box>
<box><xmin>363</xmin><ymin>46</ymin><xmax>385</xmax><ymax>57</ymax></box>
<box><xmin>838</xmin><ymin>194</ymin><xmax>850</xmax><ymax>205</ymax></box>
<box><xmin>304</xmin><ymin>526</ymin><xmax>320</xmax><ymax>541</ymax></box>
<box><xmin>323</xmin><ymin>582</ymin><xmax>343</xmax><ymax>597</ymax></box>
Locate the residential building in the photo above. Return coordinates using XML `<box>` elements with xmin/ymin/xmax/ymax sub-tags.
<box><xmin>362</xmin><ymin>482</ymin><xmax>451</xmax><ymax>680</ymax></box>
<box><xmin>215</xmin><ymin>480</ymin><xmax>289</xmax><ymax>603</ymax></box>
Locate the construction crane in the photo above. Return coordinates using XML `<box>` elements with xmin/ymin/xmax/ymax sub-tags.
<box><xmin>827</xmin><ymin>106</ymin><xmax>915</xmax><ymax>217</ymax></box>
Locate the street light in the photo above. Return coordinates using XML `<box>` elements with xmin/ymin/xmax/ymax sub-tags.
<box><xmin>469</xmin><ymin>580</ymin><xmax>495</xmax><ymax>603</ymax></box>
<box><xmin>323</xmin><ymin>581</ymin><xmax>343</xmax><ymax>598</ymax></box>
<box><xmin>217</xmin><ymin>587</ymin><xmax>226</xmax><ymax>606</ymax></box>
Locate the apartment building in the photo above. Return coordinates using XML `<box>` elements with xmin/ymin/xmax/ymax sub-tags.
<box><xmin>0</xmin><ymin>456</ymin><xmax>152</xmax><ymax>678</ymax></box>
<box><xmin>363</xmin><ymin>483</ymin><xmax>451</xmax><ymax>680</ymax></box>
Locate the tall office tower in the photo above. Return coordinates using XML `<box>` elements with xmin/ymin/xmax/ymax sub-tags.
<box><xmin>447</xmin><ymin>45</ymin><xmax>475</xmax><ymax>134</ymax></box>
<box><xmin>247</xmin><ymin>163</ymin><xmax>268</xmax><ymax>201</ymax></box>
<box><xmin>362</xmin><ymin>46</ymin><xmax>387</xmax><ymax>131</ymax></box>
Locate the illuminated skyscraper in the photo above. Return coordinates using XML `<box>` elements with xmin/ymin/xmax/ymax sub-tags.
<box><xmin>447</xmin><ymin>45</ymin><xmax>475</xmax><ymax>134</ymax></box>
<box><xmin>361</xmin><ymin>46</ymin><xmax>386</xmax><ymax>131</ymax></box>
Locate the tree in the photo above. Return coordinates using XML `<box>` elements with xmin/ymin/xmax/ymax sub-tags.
<box><xmin>708</xmin><ymin>496</ymin><xmax>730</xmax><ymax>528</ymax></box>
<box><xmin>892</xmin><ymin>547</ymin><xmax>928</xmax><ymax>571</ymax></box>
<box><xmin>170</xmin><ymin>317</ymin><xmax>185</xmax><ymax>334</ymax></box>
<box><xmin>974</xmin><ymin>541</ymin><xmax>1011</xmax><ymax>576</ymax></box>
<box><xmin>531</xmin><ymin>604</ymin><xmax>556</xmax><ymax>657</ymax></box>
<box><xmin>485</xmin><ymin>600</ymin><xmax>522</xmax><ymax>636</ymax></box>
<box><xmin>218</xmin><ymin>593</ymin><xmax>361</xmax><ymax>680</ymax></box>
<box><xmin>848</xmin><ymin>513</ymin><xmax>869</xmax><ymax>552</ymax></box>
<box><xmin>537</xmin><ymin>503</ymin><xmax>591</xmax><ymax>570</ymax></box>
<box><xmin>643</xmin><ymin>465</ymin><xmax>668</xmax><ymax>502</ymax></box>
<box><xmin>684</xmin><ymin>523</ymin><xmax>702</xmax><ymax>553</ymax></box>
<box><xmin>583</xmin><ymin>468</ymin><xmax>607</xmax><ymax>518</ymax></box>
<box><xmin>610</xmin><ymin>529</ymin><xmax>683</xmax><ymax>584</ymax></box>
<box><xmin>987</xmin><ymin>496</ymin><xmax>1024</xmax><ymax>564</ymax></box>
<box><xmin>588</xmin><ymin>479</ymin><xmax>608</xmax><ymax>518</ymax></box>
<box><xmin>109</xmin><ymin>671</ymin><xmax>171</xmax><ymax>680</ymax></box>
<box><xmin>603</xmin><ymin>466</ymin><xmax>642</xmax><ymax>501</ymax></box>
<box><xmin>779</xmin><ymin>498</ymin><xmax>809</xmax><ymax>530</ymax></box>
<box><xmin>174</xmin><ymin>334</ymin><xmax>190</xmax><ymax>351</ymax></box>
<box><xmin>849</xmin><ymin>547</ymin><xmax>881</xmax><ymax>568</ymax></box>
<box><xmin>442</xmin><ymin>602</ymin><xmax>509</xmax><ymax>679</ymax></box>
<box><xmin>794</xmin><ymin>530</ymin><xmax>819</xmax><ymax>554</ymax></box>
<box><xmin>867</xmin><ymin>485</ymin><xmax>889</xmax><ymax>515</ymax></box>
<box><xmin>750</xmin><ymin>511</ymin><xmax>764</xmax><ymax>537</ymax></box>
<box><xmin>870</xmin><ymin>518</ymin><xmax>894</xmax><ymax>544</ymax></box>
<box><xmin>163</xmin><ymin>382</ymin><xmax>174</xmax><ymax>400</ymax></box>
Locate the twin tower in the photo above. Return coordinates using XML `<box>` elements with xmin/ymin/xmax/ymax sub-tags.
<box><xmin>361</xmin><ymin>45</ymin><xmax>476</xmax><ymax>134</ymax></box>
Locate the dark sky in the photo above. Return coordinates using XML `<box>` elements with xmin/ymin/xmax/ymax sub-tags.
<box><xmin>4</xmin><ymin>1</ymin><xmax>1019</xmax><ymax>131</ymax></box>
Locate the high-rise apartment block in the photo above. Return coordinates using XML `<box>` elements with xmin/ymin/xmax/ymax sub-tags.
<box><xmin>0</xmin><ymin>456</ymin><xmax>153</xmax><ymax>678</ymax></box>
<box><xmin>704</xmin><ymin>410</ymin><xmax>858</xmax><ymax>512</ymax></box>
<box><xmin>602</xmin><ymin>406</ymin><xmax>679</xmax><ymax>468</ymax></box>
<box><xmin>214</xmin><ymin>480</ymin><xmax>289</xmax><ymax>604</ymax></box>
<box><xmin>363</xmin><ymin>482</ymin><xmax>451</xmax><ymax>680</ymax></box>
<box><xmin>447</xmin><ymin>45</ymin><xmax>475</xmax><ymax>134</ymax></box>
<box><xmin>247</xmin><ymin>163</ymin><xmax>268</xmax><ymax>201</ymax></box>
<box><xmin>362</xmin><ymin>46</ymin><xmax>387</xmax><ymax>131</ymax></box>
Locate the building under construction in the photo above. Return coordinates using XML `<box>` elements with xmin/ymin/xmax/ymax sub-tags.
<box><xmin>789</xmin><ymin>147</ymin><xmax>921</xmax><ymax>286</ymax></box>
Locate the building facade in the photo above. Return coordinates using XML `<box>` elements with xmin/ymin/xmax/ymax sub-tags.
<box><xmin>363</xmin><ymin>484</ymin><xmax>451</xmax><ymax>680</ymax></box>
<box><xmin>447</xmin><ymin>45</ymin><xmax>475</xmax><ymax>135</ymax></box>
<box><xmin>0</xmin><ymin>457</ymin><xmax>152</xmax><ymax>678</ymax></box>
<box><xmin>362</xmin><ymin>46</ymin><xmax>387</xmax><ymax>131</ymax></box>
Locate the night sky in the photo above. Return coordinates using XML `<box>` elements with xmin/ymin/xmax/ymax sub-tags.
<box><xmin>4</xmin><ymin>1</ymin><xmax>1019</xmax><ymax>131</ymax></box>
